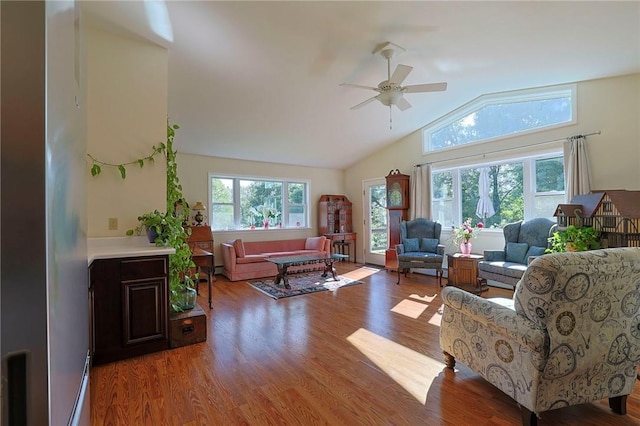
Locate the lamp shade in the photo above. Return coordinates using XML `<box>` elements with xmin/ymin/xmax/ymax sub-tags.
<box><xmin>192</xmin><ymin>201</ymin><xmax>206</xmax><ymax>211</ymax></box>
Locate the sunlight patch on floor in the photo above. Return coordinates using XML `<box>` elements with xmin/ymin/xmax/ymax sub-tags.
<box><xmin>340</xmin><ymin>266</ymin><xmax>381</xmax><ymax>280</ymax></box>
<box><xmin>408</xmin><ymin>293</ymin><xmax>437</xmax><ymax>303</ymax></box>
<box><xmin>428</xmin><ymin>304</ymin><xmax>444</xmax><ymax>326</ymax></box>
<box><xmin>390</xmin><ymin>299</ymin><xmax>429</xmax><ymax>319</ymax></box>
<box><xmin>347</xmin><ymin>328</ymin><xmax>444</xmax><ymax>404</ymax></box>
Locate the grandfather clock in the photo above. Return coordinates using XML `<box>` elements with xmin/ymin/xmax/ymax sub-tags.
<box><xmin>385</xmin><ymin>169</ymin><xmax>410</xmax><ymax>270</ymax></box>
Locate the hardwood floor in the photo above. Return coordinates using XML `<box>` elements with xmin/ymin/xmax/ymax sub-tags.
<box><xmin>90</xmin><ymin>263</ymin><xmax>640</xmax><ymax>425</ymax></box>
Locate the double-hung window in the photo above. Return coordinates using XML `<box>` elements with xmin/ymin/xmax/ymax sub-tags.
<box><xmin>433</xmin><ymin>155</ymin><xmax>564</xmax><ymax>228</ymax></box>
<box><xmin>209</xmin><ymin>175</ymin><xmax>309</xmax><ymax>230</ymax></box>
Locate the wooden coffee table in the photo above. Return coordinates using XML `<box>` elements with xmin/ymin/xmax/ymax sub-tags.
<box><xmin>266</xmin><ymin>254</ymin><xmax>343</xmax><ymax>289</ymax></box>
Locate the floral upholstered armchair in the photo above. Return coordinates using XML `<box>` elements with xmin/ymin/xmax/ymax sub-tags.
<box><xmin>396</xmin><ymin>218</ymin><xmax>444</xmax><ymax>285</ymax></box>
<box><xmin>440</xmin><ymin>248</ymin><xmax>640</xmax><ymax>426</ymax></box>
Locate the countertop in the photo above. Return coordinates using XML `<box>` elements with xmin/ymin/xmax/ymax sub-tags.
<box><xmin>88</xmin><ymin>236</ymin><xmax>175</xmax><ymax>265</ymax></box>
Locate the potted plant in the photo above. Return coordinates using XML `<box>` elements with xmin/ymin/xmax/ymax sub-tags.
<box><xmin>164</xmin><ymin>122</ymin><xmax>198</xmax><ymax>311</ymax></box>
<box><xmin>127</xmin><ymin>209</ymin><xmax>169</xmax><ymax>243</ymax></box>
<box><xmin>126</xmin><ymin>122</ymin><xmax>197</xmax><ymax>312</ymax></box>
<box><xmin>547</xmin><ymin>225</ymin><xmax>600</xmax><ymax>253</ymax></box>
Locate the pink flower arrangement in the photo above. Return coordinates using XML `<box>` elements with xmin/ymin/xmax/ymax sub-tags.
<box><xmin>452</xmin><ymin>218</ymin><xmax>482</xmax><ymax>245</ymax></box>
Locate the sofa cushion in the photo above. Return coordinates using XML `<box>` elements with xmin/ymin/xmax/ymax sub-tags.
<box><xmin>402</xmin><ymin>238</ymin><xmax>420</xmax><ymax>252</ymax></box>
<box><xmin>420</xmin><ymin>238</ymin><xmax>439</xmax><ymax>253</ymax></box>
<box><xmin>478</xmin><ymin>261</ymin><xmax>527</xmax><ymax>279</ymax></box>
<box><xmin>261</xmin><ymin>251</ymin><xmax>300</xmax><ymax>258</ymax></box>
<box><xmin>237</xmin><ymin>255</ymin><xmax>267</xmax><ymax>264</ymax></box>
<box><xmin>506</xmin><ymin>242</ymin><xmax>528</xmax><ymax>264</ymax></box>
<box><xmin>525</xmin><ymin>245</ymin><xmax>546</xmax><ymax>260</ymax></box>
<box><xmin>233</xmin><ymin>239</ymin><xmax>246</xmax><ymax>258</ymax></box>
<box><xmin>305</xmin><ymin>236</ymin><xmax>326</xmax><ymax>251</ymax></box>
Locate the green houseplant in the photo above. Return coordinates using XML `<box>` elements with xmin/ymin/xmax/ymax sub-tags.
<box><xmin>125</xmin><ymin>122</ymin><xmax>196</xmax><ymax>312</ymax></box>
<box><xmin>128</xmin><ymin>209</ymin><xmax>169</xmax><ymax>243</ymax></box>
<box><xmin>164</xmin><ymin>123</ymin><xmax>197</xmax><ymax>312</ymax></box>
<box><xmin>547</xmin><ymin>225</ymin><xmax>601</xmax><ymax>253</ymax></box>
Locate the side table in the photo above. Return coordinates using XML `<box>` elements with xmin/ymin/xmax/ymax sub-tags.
<box><xmin>446</xmin><ymin>253</ymin><xmax>488</xmax><ymax>295</ymax></box>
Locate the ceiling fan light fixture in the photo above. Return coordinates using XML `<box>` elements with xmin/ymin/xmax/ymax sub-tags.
<box><xmin>377</xmin><ymin>90</ymin><xmax>403</xmax><ymax>107</ymax></box>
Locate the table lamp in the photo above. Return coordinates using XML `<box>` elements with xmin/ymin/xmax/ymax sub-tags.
<box><xmin>192</xmin><ymin>201</ymin><xmax>206</xmax><ymax>226</ymax></box>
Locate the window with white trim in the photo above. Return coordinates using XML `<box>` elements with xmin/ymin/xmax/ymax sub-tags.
<box><xmin>432</xmin><ymin>154</ymin><xmax>565</xmax><ymax>228</ymax></box>
<box><xmin>209</xmin><ymin>175</ymin><xmax>309</xmax><ymax>230</ymax></box>
<box><xmin>423</xmin><ymin>85</ymin><xmax>576</xmax><ymax>153</ymax></box>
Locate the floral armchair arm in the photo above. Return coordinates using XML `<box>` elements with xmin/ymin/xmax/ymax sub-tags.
<box><xmin>441</xmin><ymin>286</ymin><xmax>548</xmax><ymax>354</ymax></box>
<box><xmin>395</xmin><ymin>244</ymin><xmax>405</xmax><ymax>255</ymax></box>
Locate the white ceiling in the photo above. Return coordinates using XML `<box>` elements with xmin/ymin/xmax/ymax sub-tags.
<box><xmin>84</xmin><ymin>1</ymin><xmax>640</xmax><ymax>170</ymax></box>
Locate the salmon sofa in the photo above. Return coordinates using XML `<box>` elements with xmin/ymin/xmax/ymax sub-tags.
<box><xmin>220</xmin><ymin>236</ymin><xmax>331</xmax><ymax>281</ymax></box>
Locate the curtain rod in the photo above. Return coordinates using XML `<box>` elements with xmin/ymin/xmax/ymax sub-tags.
<box><xmin>415</xmin><ymin>130</ymin><xmax>601</xmax><ymax>167</ymax></box>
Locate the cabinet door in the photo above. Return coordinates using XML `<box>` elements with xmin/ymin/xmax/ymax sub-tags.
<box><xmin>122</xmin><ymin>277</ymin><xmax>168</xmax><ymax>346</ymax></box>
<box><xmin>456</xmin><ymin>263</ymin><xmax>475</xmax><ymax>286</ymax></box>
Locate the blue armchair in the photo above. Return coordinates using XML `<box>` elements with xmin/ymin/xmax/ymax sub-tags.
<box><xmin>396</xmin><ymin>218</ymin><xmax>444</xmax><ymax>285</ymax></box>
<box><xmin>477</xmin><ymin>218</ymin><xmax>556</xmax><ymax>288</ymax></box>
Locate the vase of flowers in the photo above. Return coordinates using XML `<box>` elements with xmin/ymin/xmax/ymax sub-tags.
<box><xmin>251</xmin><ymin>203</ymin><xmax>280</xmax><ymax>230</ymax></box>
<box><xmin>452</xmin><ymin>218</ymin><xmax>483</xmax><ymax>256</ymax></box>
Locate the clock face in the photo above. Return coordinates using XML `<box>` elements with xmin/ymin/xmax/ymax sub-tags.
<box><xmin>388</xmin><ymin>183</ymin><xmax>403</xmax><ymax>207</ymax></box>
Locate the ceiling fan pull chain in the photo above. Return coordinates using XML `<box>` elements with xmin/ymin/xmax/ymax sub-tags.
<box><xmin>389</xmin><ymin>107</ymin><xmax>393</xmax><ymax>130</ymax></box>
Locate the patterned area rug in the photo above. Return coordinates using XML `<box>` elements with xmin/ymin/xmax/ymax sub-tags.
<box><xmin>247</xmin><ymin>273</ymin><xmax>364</xmax><ymax>299</ymax></box>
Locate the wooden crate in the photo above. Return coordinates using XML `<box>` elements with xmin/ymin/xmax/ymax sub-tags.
<box><xmin>169</xmin><ymin>304</ymin><xmax>207</xmax><ymax>348</ymax></box>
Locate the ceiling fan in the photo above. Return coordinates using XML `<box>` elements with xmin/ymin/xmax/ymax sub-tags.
<box><xmin>340</xmin><ymin>42</ymin><xmax>447</xmax><ymax>128</ymax></box>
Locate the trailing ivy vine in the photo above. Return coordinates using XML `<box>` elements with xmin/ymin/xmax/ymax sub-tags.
<box><xmin>87</xmin><ymin>144</ymin><xmax>166</xmax><ymax>179</ymax></box>
<box><xmin>90</xmin><ymin>122</ymin><xmax>197</xmax><ymax>312</ymax></box>
<box><xmin>164</xmin><ymin>123</ymin><xmax>197</xmax><ymax>312</ymax></box>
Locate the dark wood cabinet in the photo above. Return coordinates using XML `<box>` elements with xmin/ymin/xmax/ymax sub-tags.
<box><xmin>385</xmin><ymin>170</ymin><xmax>410</xmax><ymax>270</ymax></box>
<box><xmin>90</xmin><ymin>255</ymin><xmax>169</xmax><ymax>365</ymax></box>
<box><xmin>318</xmin><ymin>195</ymin><xmax>353</xmax><ymax>234</ymax></box>
<box><xmin>319</xmin><ymin>195</ymin><xmax>357</xmax><ymax>262</ymax></box>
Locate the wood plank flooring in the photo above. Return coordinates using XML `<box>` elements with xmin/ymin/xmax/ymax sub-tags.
<box><xmin>90</xmin><ymin>263</ymin><xmax>640</xmax><ymax>425</ymax></box>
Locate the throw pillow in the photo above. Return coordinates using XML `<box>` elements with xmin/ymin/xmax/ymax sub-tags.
<box><xmin>526</xmin><ymin>245</ymin><xmax>546</xmax><ymax>259</ymax></box>
<box><xmin>233</xmin><ymin>239</ymin><xmax>246</xmax><ymax>258</ymax></box>
<box><xmin>402</xmin><ymin>238</ymin><xmax>420</xmax><ymax>252</ymax></box>
<box><xmin>305</xmin><ymin>236</ymin><xmax>326</xmax><ymax>251</ymax></box>
<box><xmin>505</xmin><ymin>242</ymin><xmax>529</xmax><ymax>264</ymax></box>
<box><xmin>420</xmin><ymin>238</ymin><xmax>439</xmax><ymax>253</ymax></box>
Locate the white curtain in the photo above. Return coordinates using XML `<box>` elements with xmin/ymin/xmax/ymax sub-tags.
<box><xmin>563</xmin><ymin>135</ymin><xmax>591</xmax><ymax>200</ymax></box>
<box><xmin>410</xmin><ymin>164</ymin><xmax>432</xmax><ymax>219</ymax></box>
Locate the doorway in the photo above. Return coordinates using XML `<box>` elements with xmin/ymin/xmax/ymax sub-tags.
<box><xmin>362</xmin><ymin>178</ymin><xmax>387</xmax><ymax>265</ymax></box>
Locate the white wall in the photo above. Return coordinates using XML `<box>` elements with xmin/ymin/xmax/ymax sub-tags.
<box><xmin>86</xmin><ymin>27</ymin><xmax>168</xmax><ymax>237</ymax></box>
<box><xmin>345</xmin><ymin>73</ymin><xmax>640</xmax><ymax>259</ymax></box>
<box><xmin>177</xmin><ymin>152</ymin><xmax>345</xmax><ymax>264</ymax></box>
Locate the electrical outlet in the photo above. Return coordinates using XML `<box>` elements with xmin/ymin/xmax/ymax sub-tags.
<box><xmin>108</xmin><ymin>217</ymin><xmax>118</xmax><ymax>230</ymax></box>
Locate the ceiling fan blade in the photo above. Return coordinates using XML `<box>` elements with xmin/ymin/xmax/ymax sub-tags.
<box><xmin>350</xmin><ymin>96</ymin><xmax>377</xmax><ymax>110</ymax></box>
<box><xmin>389</xmin><ymin>64</ymin><xmax>413</xmax><ymax>85</ymax></box>
<box><xmin>403</xmin><ymin>82</ymin><xmax>448</xmax><ymax>93</ymax></box>
<box><xmin>340</xmin><ymin>83</ymin><xmax>379</xmax><ymax>91</ymax></box>
<box><xmin>395</xmin><ymin>96</ymin><xmax>412</xmax><ymax>111</ymax></box>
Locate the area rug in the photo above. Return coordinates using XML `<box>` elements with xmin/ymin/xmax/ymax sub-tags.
<box><xmin>247</xmin><ymin>273</ymin><xmax>364</xmax><ymax>299</ymax></box>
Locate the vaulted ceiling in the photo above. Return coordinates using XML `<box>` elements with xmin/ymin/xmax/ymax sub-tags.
<box><xmin>83</xmin><ymin>1</ymin><xmax>640</xmax><ymax>169</ymax></box>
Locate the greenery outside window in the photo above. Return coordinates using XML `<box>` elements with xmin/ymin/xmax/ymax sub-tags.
<box><xmin>369</xmin><ymin>184</ymin><xmax>388</xmax><ymax>254</ymax></box>
<box><xmin>209</xmin><ymin>175</ymin><xmax>309</xmax><ymax>230</ymax></box>
<box><xmin>432</xmin><ymin>154</ymin><xmax>564</xmax><ymax>228</ymax></box>
<box><xmin>423</xmin><ymin>85</ymin><xmax>576</xmax><ymax>153</ymax></box>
